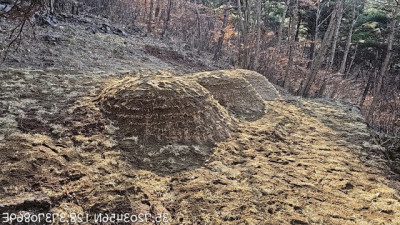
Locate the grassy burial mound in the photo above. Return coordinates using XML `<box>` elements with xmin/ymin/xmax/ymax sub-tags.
<box><xmin>97</xmin><ymin>75</ymin><xmax>235</xmax><ymax>145</ymax></box>
<box><xmin>96</xmin><ymin>74</ymin><xmax>237</xmax><ymax>173</ymax></box>
<box><xmin>192</xmin><ymin>70</ymin><xmax>266</xmax><ymax>121</ymax></box>
<box><xmin>235</xmin><ymin>69</ymin><xmax>281</xmax><ymax>101</ymax></box>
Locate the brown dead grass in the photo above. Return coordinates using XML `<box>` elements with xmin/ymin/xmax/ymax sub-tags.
<box><xmin>1</xmin><ymin>98</ymin><xmax>400</xmax><ymax>224</ymax></box>
<box><xmin>96</xmin><ymin>74</ymin><xmax>235</xmax><ymax>145</ymax></box>
<box><xmin>1</xmin><ymin>70</ymin><xmax>400</xmax><ymax>224</ymax></box>
<box><xmin>192</xmin><ymin>70</ymin><xmax>266</xmax><ymax>121</ymax></box>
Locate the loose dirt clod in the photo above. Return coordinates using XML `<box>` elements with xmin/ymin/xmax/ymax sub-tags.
<box><xmin>192</xmin><ymin>70</ymin><xmax>266</xmax><ymax>121</ymax></box>
<box><xmin>97</xmin><ymin>75</ymin><xmax>236</xmax><ymax>146</ymax></box>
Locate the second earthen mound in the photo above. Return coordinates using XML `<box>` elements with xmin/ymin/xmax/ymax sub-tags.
<box><xmin>192</xmin><ymin>70</ymin><xmax>265</xmax><ymax>121</ymax></box>
<box><xmin>97</xmin><ymin>75</ymin><xmax>235</xmax><ymax>146</ymax></box>
<box><xmin>234</xmin><ymin>69</ymin><xmax>281</xmax><ymax>101</ymax></box>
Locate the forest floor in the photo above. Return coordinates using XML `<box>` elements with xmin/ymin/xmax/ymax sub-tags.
<box><xmin>1</xmin><ymin>13</ymin><xmax>400</xmax><ymax>224</ymax></box>
<box><xmin>0</xmin><ymin>13</ymin><xmax>227</xmax><ymax>73</ymax></box>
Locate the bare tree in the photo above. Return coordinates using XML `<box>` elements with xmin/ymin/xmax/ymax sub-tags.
<box><xmin>49</xmin><ymin>0</ymin><xmax>54</xmax><ymax>14</ymax></box>
<box><xmin>147</xmin><ymin>0</ymin><xmax>154</xmax><ymax>32</ymax></box>
<box><xmin>155</xmin><ymin>0</ymin><xmax>160</xmax><ymax>17</ymax></box>
<box><xmin>1</xmin><ymin>0</ymin><xmax>46</xmax><ymax>60</ymax></box>
<box><xmin>309</xmin><ymin>1</ymin><xmax>321</xmax><ymax>68</ymax></box>
<box><xmin>214</xmin><ymin>0</ymin><xmax>231</xmax><ymax>60</ymax></box>
<box><xmin>298</xmin><ymin>0</ymin><xmax>344</xmax><ymax>97</ymax></box>
<box><xmin>345</xmin><ymin>43</ymin><xmax>358</xmax><ymax>78</ymax></box>
<box><xmin>276</xmin><ymin>0</ymin><xmax>290</xmax><ymax>49</ymax></box>
<box><xmin>327</xmin><ymin>0</ymin><xmax>344</xmax><ymax>70</ymax></box>
<box><xmin>376</xmin><ymin>0</ymin><xmax>399</xmax><ymax>94</ymax></box>
<box><xmin>236</xmin><ymin>0</ymin><xmax>249</xmax><ymax>68</ymax></box>
<box><xmin>339</xmin><ymin>1</ymin><xmax>358</xmax><ymax>75</ymax></box>
<box><xmin>360</xmin><ymin>69</ymin><xmax>375</xmax><ymax>106</ymax></box>
<box><xmin>161</xmin><ymin>0</ymin><xmax>172</xmax><ymax>38</ymax></box>
<box><xmin>284</xmin><ymin>0</ymin><xmax>299</xmax><ymax>88</ymax></box>
<box><xmin>193</xmin><ymin>0</ymin><xmax>202</xmax><ymax>49</ymax></box>
<box><xmin>253</xmin><ymin>0</ymin><xmax>262</xmax><ymax>69</ymax></box>
<box><xmin>368</xmin><ymin>0</ymin><xmax>399</xmax><ymax>119</ymax></box>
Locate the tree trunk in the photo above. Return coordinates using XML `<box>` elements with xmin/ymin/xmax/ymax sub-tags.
<box><xmin>339</xmin><ymin>2</ymin><xmax>357</xmax><ymax>76</ymax></box>
<box><xmin>317</xmin><ymin>78</ymin><xmax>327</xmax><ymax>97</ymax></box>
<box><xmin>368</xmin><ymin>0</ymin><xmax>399</xmax><ymax>121</ymax></box>
<box><xmin>147</xmin><ymin>0</ymin><xmax>154</xmax><ymax>33</ymax></box>
<box><xmin>298</xmin><ymin>0</ymin><xmax>343</xmax><ymax>97</ymax></box>
<box><xmin>328</xmin><ymin>0</ymin><xmax>344</xmax><ymax>70</ymax></box>
<box><xmin>49</xmin><ymin>0</ymin><xmax>54</xmax><ymax>14</ymax></box>
<box><xmin>345</xmin><ymin>43</ymin><xmax>358</xmax><ymax>78</ymax></box>
<box><xmin>237</xmin><ymin>0</ymin><xmax>249</xmax><ymax>68</ymax></box>
<box><xmin>284</xmin><ymin>0</ymin><xmax>299</xmax><ymax>89</ymax></box>
<box><xmin>253</xmin><ymin>0</ymin><xmax>262</xmax><ymax>69</ymax></box>
<box><xmin>161</xmin><ymin>0</ymin><xmax>172</xmax><ymax>38</ymax></box>
<box><xmin>376</xmin><ymin>0</ymin><xmax>399</xmax><ymax>94</ymax></box>
<box><xmin>214</xmin><ymin>0</ymin><xmax>231</xmax><ymax>60</ymax></box>
<box><xmin>295</xmin><ymin>10</ymin><xmax>301</xmax><ymax>41</ymax></box>
<box><xmin>360</xmin><ymin>70</ymin><xmax>375</xmax><ymax>106</ymax></box>
<box><xmin>155</xmin><ymin>0</ymin><xmax>160</xmax><ymax>18</ymax></box>
<box><xmin>276</xmin><ymin>0</ymin><xmax>290</xmax><ymax>49</ymax></box>
<box><xmin>244</xmin><ymin>0</ymin><xmax>250</xmax><ymax>68</ymax></box>
<box><xmin>308</xmin><ymin>1</ymin><xmax>321</xmax><ymax>69</ymax></box>
<box><xmin>144</xmin><ymin>0</ymin><xmax>148</xmax><ymax>19</ymax></box>
<box><xmin>272</xmin><ymin>0</ymin><xmax>290</xmax><ymax>68</ymax></box>
<box><xmin>193</xmin><ymin>0</ymin><xmax>202</xmax><ymax>49</ymax></box>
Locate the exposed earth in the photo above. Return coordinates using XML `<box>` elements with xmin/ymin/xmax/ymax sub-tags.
<box><xmin>1</xmin><ymin>13</ymin><xmax>400</xmax><ymax>225</ymax></box>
